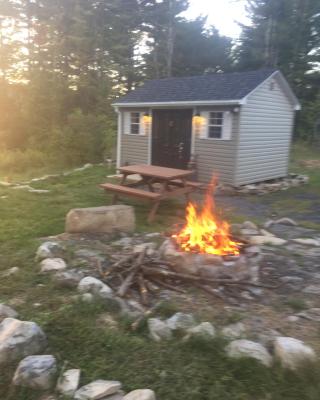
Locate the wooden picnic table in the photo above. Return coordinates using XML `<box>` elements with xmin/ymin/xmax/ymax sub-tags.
<box><xmin>100</xmin><ymin>164</ymin><xmax>203</xmax><ymax>222</ymax></box>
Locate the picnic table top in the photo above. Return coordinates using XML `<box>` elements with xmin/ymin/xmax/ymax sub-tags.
<box><xmin>119</xmin><ymin>164</ymin><xmax>193</xmax><ymax>180</ymax></box>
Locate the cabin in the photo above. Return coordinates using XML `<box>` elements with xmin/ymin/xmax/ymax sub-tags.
<box><xmin>112</xmin><ymin>69</ymin><xmax>300</xmax><ymax>186</ymax></box>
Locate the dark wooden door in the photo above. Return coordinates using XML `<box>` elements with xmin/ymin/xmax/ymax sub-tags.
<box><xmin>152</xmin><ymin>109</ymin><xmax>192</xmax><ymax>169</ymax></box>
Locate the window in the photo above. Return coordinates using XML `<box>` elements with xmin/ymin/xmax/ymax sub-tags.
<box><xmin>208</xmin><ymin>112</ymin><xmax>223</xmax><ymax>139</ymax></box>
<box><xmin>130</xmin><ymin>112</ymin><xmax>140</xmax><ymax>134</ymax></box>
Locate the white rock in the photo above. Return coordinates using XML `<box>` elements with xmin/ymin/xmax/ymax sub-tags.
<box><xmin>274</xmin><ymin>337</ymin><xmax>317</xmax><ymax>370</ymax></box>
<box><xmin>57</xmin><ymin>368</ymin><xmax>81</xmax><ymax>397</ymax></box>
<box><xmin>263</xmin><ymin>220</ymin><xmax>274</xmax><ymax>228</ymax></box>
<box><xmin>1</xmin><ymin>266</ymin><xmax>20</xmax><ymax>277</ymax></box>
<box><xmin>13</xmin><ymin>355</ymin><xmax>57</xmax><ymax>390</ymax></box>
<box><xmin>221</xmin><ymin>322</ymin><xmax>246</xmax><ymax>340</ymax></box>
<box><xmin>74</xmin><ymin>380</ymin><xmax>122</xmax><ymax>400</ymax></box>
<box><xmin>36</xmin><ymin>241</ymin><xmax>65</xmax><ymax>260</ymax></box>
<box><xmin>0</xmin><ymin>304</ymin><xmax>18</xmax><ymax>322</ymax></box>
<box><xmin>292</xmin><ymin>238</ymin><xmax>320</xmax><ymax>247</ymax></box>
<box><xmin>248</xmin><ymin>236</ymin><xmax>287</xmax><ymax>246</ymax></box>
<box><xmin>40</xmin><ymin>258</ymin><xmax>67</xmax><ymax>273</ymax></box>
<box><xmin>107</xmin><ymin>394</ymin><xmax>125</xmax><ymax>400</ymax></box>
<box><xmin>0</xmin><ymin>318</ymin><xmax>47</xmax><ymax>365</ymax></box>
<box><xmin>166</xmin><ymin>313</ymin><xmax>196</xmax><ymax>330</ymax></box>
<box><xmin>240</xmin><ymin>228</ymin><xmax>259</xmax><ymax>236</ymax></box>
<box><xmin>259</xmin><ymin>229</ymin><xmax>275</xmax><ymax>237</ymax></box>
<box><xmin>226</xmin><ymin>339</ymin><xmax>272</xmax><ymax>367</ymax></box>
<box><xmin>133</xmin><ymin>242</ymin><xmax>156</xmax><ymax>256</ymax></box>
<box><xmin>112</xmin><ymin>237</ymin><xmax>133</xmax><ymax>247</ymax></box>
<box><xmin>242</xmin><ymin>221</ymin><xmax>258</xmax><ymax>230</ymax></box>
<box><xmin>144</xmin><ymin>232</ymin><xmax>161</xmax><ymax>239</ymax></box>
<box><xmin>65</xmin><ymin>205</ymin><xmax>135</xmax><ymax>234</ymax></box>
<box><xmin>302</xmin><ymin>285</ymin><xmax>320</xmax><ymax>295</ymax></box>
<box><xmin>287</xmin><ymin>316</ymin><xmax>300</xmax><ymax>323</ymax></box>
<box><xmin>148</xmin><ymin>318</ymin><xmax>172</xmax><ymax>341</ymax></box>
<box><xmin>53</xmin><ymin>270</ymin><xmax>84</xmax><ymax>288</ymax></box>
<box><xmin>28</xmin><ymin>188</ymin><xmax>50</xmax><ymax>193</ymax></box>
<box><xmin>78</xmin><ymin>277</ymin><xmax>113</xmax><ymax>298</ymax></box>
<box><xmin>297</xmin><ymin>308</ymin><xmax>320</xmax><ymax>322</ymax></box>
<box><xmin>275</xmin><ymin>217</ymin><xmax>298</xmax><ymax>226</ymax></box>
<box><xmin>81</xmin><ymin>293</ymin><xmax>94</xmax><ymax>303</ymax></box>
<box><xmin>123</xmin><ymin>389</ymin><xmax>156</xmax><ymax>400</ymax></box>
<box><xmin>186</xmin><ymin>322</ymin><xmax>215</xmax><ymax>338</ymax></box>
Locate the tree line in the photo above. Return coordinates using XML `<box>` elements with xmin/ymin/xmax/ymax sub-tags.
<box><xmin>0</xmin><ymin>0</ymin><xmax>319</xmax><ymax>172</ymax></box>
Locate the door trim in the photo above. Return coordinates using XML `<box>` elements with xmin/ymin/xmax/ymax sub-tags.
<box><xmin>148</xmin><ymin>108</ymin><xmax>152</xmax><ymax>165</ymax></box>
<box><xmin>151</xmin><ymin>108</ymin><xmax>193</xmax><ymax>168</ymax></box>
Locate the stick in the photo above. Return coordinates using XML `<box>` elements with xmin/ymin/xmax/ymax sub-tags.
<box><xmin>131</xmin><ymin>304</ymin><xmax>159</xmax><ymax>331</ymax></box>
<box><xmin>149</xmin><ymin>277</ymin><xmax>186</xmax><ymax>293</ymax></box>
<box><xmin>141</xmin><ymin>266</ymin><xmax>280</xmax><ymax>289</ymax></box>
<box><xmin>138</xmin><ymin>274</ymin><xmax>149</xmax><ymax>305</ymax></box>
<box><xmin>117</xmin><ymin>249</ymin><xmax>147</xmax><ymax>297</ymax></box>
<box><xmin>194</xmin><ymin>283</ymin><xmax>225</xmax><ymax>300</ymax></box>
<box><xmin>104</xmin><ymin>253</ymin><xmax>137</xmax><ymax>278</ymax></box>
<box><xmin>148</xmin><ymin>260</ymin><xmax>174</xmax><ymax>268</ymax></box>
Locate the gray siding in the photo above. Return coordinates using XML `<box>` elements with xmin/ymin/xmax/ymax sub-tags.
<box><xmin>119</xmin><ymin>109</ymin><xmax>149</xmax><ymax>166</ymax></box>
<box><xmin>235</xmin><ymin>77</ymin><xmax>294</xmax><ymax>185</ymax></box>
<box><xmin>194</xmin><ymin>107</ymin><xmax>239</xmax><ymax>184</ymax></box>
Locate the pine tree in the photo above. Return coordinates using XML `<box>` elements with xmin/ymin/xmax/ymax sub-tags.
<box><xmin>236</xmin><ymin>0</ymin><xmax>320</xmax><ymax>138</ymax></box>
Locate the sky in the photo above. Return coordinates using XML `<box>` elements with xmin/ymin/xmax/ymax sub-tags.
<box><xmin>183</xmin><ymin>0</ymin><xmax>250</xmax><ymax>38</ymax></box>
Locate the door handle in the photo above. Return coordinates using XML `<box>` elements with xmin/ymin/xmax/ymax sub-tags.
<box><xmin>178</xmin><ymin>142</ymin><xmax>184</xmax><ymax>159</ymax></box>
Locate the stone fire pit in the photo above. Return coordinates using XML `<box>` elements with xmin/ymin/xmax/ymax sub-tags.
<box><xmin>160</xmin><ymin>238</ymin><xmax>262</xmax><ymax>282</ymax></box>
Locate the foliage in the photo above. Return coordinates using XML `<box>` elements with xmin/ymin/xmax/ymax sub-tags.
<box><xmin>236</xmin><ymin>0</ymin><xmax>320</xmax><ymax>138</ymax></box>
<box><xmin>0</xmin><ymin>0</ymin><xmax>237</xmax><ymax>169</ymax></box>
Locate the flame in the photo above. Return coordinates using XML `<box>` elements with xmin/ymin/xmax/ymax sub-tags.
<box><xmin>172</xmin><ymin>178</ymin><xmax>240</xmax><ymax>255</ymax></box>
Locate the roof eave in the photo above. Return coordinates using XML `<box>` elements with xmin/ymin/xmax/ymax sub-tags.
<box><xmin>112</xmin><ymin>99</ymin><xmax>244</xmax><ymax>107</ymax></box>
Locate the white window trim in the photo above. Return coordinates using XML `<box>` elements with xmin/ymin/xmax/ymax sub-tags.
<box><xmin>124</xmin><ymin>111</ymin><xmax>147</xmax><ymax>136</ymax></box>
<box><xmin>207</xmin><ymin>111</ymin><xmax>224</xmax><ymax>140</ymax></box>
<box><xmin>125</xmin><ymin>111</ymin><xmax>141</xmax><ymax>136</ymax></box>
<box><xmin>199</xmin><ymin>110</ymin><xmax>232</xmax><ymax>141</ymax></box>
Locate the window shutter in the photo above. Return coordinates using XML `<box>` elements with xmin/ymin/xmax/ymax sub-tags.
<box><xmin>139</xmin><ymin>113</ymin><xmax>146</xmax><ymax>135</ymax></box>
<box><xmin>123</xmin><ymin>112</ymin><xmax>131</xmax><ymax>135</ymax></box>
<box><xmin>199</xmin><ymin>111</ymin><xmax>209</xmax><ymax>139</ymax></box>
<box><xmin>222</xmin><ymin>111</ymin><xmax>232</xmax><ymax>140</ymax></box>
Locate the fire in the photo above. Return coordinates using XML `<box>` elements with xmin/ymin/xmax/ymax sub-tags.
<box><xmin>172</xmin><ymin>178</ymin><xmax>240</xmax><ymax>256</ymax></box>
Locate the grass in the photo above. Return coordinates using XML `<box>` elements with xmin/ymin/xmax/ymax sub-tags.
<box><xmin>285</xmin><ymin>298</ymin><xmax>308</xmax><ymax>312</ymax></box>
<box><xmin>1</xmin><ymin>144</ymin><xmax>320</xmax><ymax>399</ymax></box>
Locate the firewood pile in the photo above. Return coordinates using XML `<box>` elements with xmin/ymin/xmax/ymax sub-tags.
<box><xmin>96</xmin><ymin>248</ymin><xmax>279</xmax><ymax>307</ymax></box>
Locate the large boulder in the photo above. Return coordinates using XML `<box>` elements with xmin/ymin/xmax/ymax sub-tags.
<box><xmin>226</xmin><ymin>339</ymin><xmax>272</xmax><ymax>367</ymax></box>
<box><xmin>13</xmin><ymin>355</ymin><xmax>57</xmax><ymax>390</ymax></box>
<box><xmin>74</xmin><ymin>380</ymin><xmax>122</xmax><ymax>400</ymax></box>
<box><xmin>65</xmin><ymin>205</ymin><xmax>135</xmax><ymax>234</ymax></box>
<box><xmin>0</xmin><ymin>318</ymin><xmax>47</xmax><ymax>365</ymax></box>
<box><xmin>274</xmin><ymin>337</ymin><xmax>317</xmax><ymax>370</ymax></box>
<box><xmin>123</xmin><ymin>389</ymin><xmax>156</xmax><ymax>400</ymax></box>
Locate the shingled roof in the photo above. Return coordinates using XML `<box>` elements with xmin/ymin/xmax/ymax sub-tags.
<box><xmin>113</xmin><ymin>69</ymin><xmax>278</xmax><ymax>105</ymax></box>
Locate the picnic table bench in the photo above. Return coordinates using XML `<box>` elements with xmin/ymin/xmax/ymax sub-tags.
<box><xmin>100</xmin><ymin>164</ymin><xmax>204</xmax><ymax>222</ymax></box>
